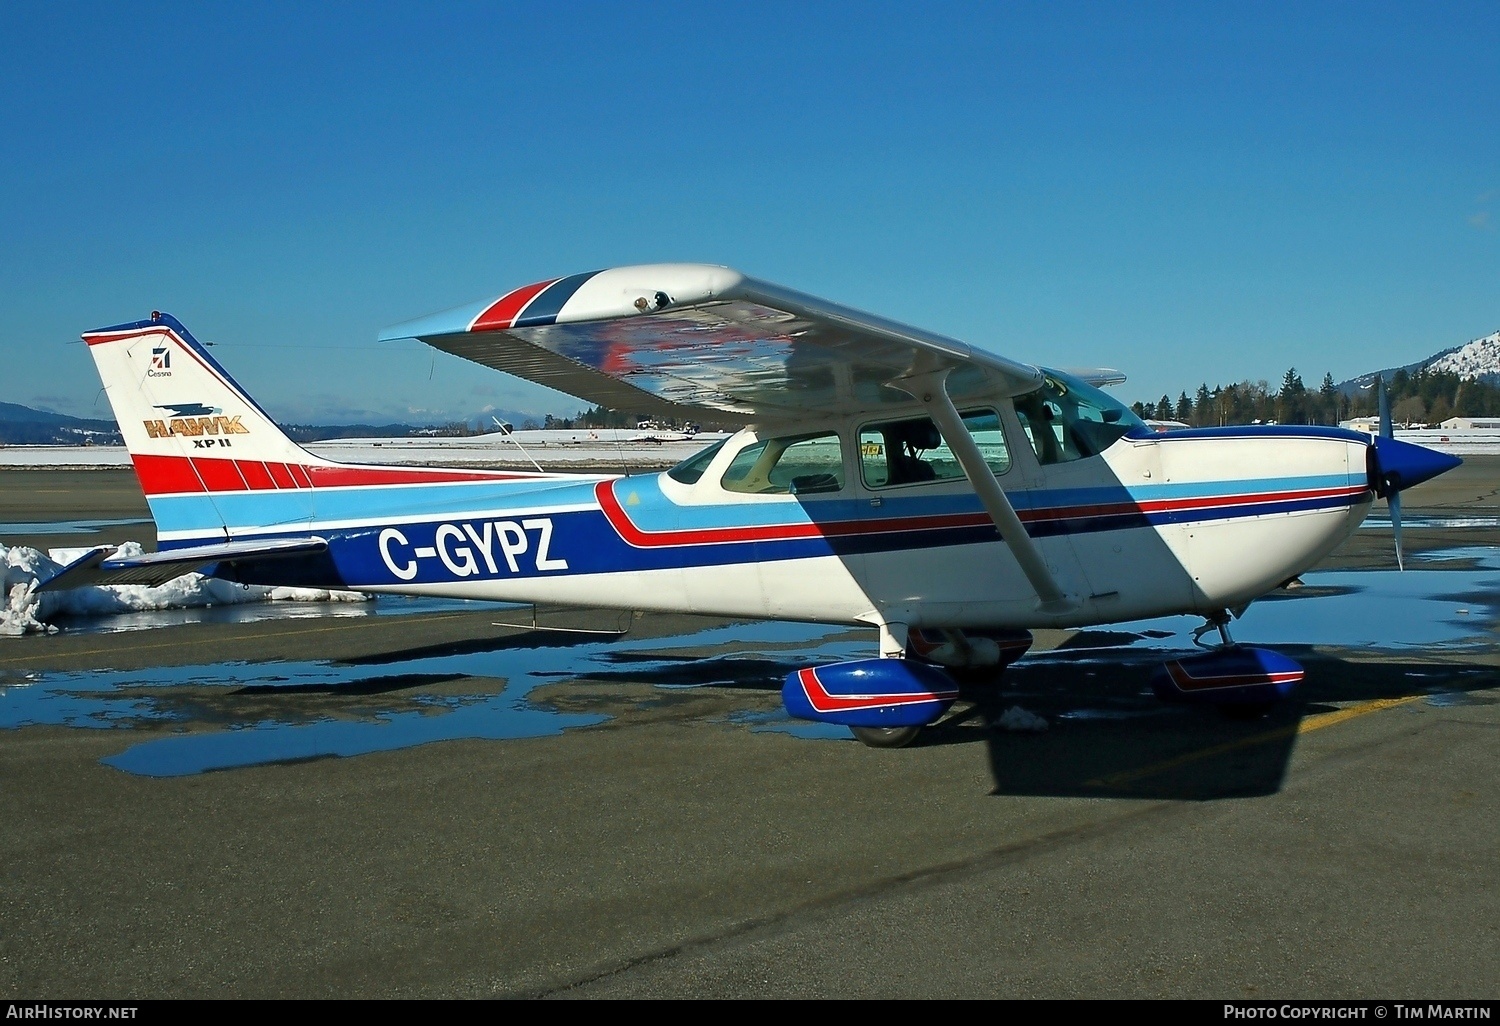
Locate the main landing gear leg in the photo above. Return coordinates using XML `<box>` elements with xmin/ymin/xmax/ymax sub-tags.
<box><xmin>878</xmin><ymin>619</ymin><xmax>909</xmax><ymax>659</ymax></box>
<box><xmin>1191</xmin><ymin>610</ymin><xmax>1235</xmax><ymax>650</ymax></box>
<box><xmin>850</xmin><ymin>620</ymin><xmax>924</xmax><ymax>749</ymax></box>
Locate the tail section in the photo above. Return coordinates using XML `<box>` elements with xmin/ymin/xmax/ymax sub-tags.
<box><xmin>85</xmin><ymin>313</ymin><xmax>321</xmax><ymax>470</ymax></box>
<box><xmin>83</xmin><ymin>313</ymin><xmax>322</xmax><ymax>542</ymax></box>
<box><xmin>83</xmin><ymin>312</ymin><xmax>589</xmax><ymax>550</ymax></box>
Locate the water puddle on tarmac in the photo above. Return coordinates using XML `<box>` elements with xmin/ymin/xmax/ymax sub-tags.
<box><xmin>0</xmin><ymin>619</ymin><xmax>870</xmax><ymax>776</ymax></box>
<box><xmin>2</xmin><ymin>548</ymin><xmax>1498</xmax><ymax>776</ymax></box>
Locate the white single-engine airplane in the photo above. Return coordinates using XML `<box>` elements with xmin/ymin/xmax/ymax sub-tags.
<box><xmin>50</xmin><ymin>264</ymin><xmax>1460</xmax><ymax>747</ymax></box>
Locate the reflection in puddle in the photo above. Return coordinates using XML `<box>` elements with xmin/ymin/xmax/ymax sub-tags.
<box><xmin>1362</xmin><ymin>515</ymin><xmax>1500</xmax><ymax>530</ymax></box>
<box><xmin>1064</xmin><ymin>548</ymin><xmax>1500</xmax><ymax>654</ymax></box>
<box><xmin>1422</xmin><ymin>685</ymin><xmax>1497</xmax><ymax>708</ymax></box>
<box><xmin>3</xmin><ymin>548</ymin><xmax>1498</xmax><ymax>776</ymax></box>
<box><xmin>0</xmin><ymin>619</ymin><xmax>869</xmax><ymax>777</ymax></box>
<box><xmin>45</xmin><ymin>594</ymin><xmax>501</xmax><ymax>635</ymax></box>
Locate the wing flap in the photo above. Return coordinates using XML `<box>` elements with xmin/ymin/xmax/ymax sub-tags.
<box><xmin>380</xmin><ymin>264</ymin><xmax>1045</xmax><ymax>421</ymax></box>
<box><xmin>35</xmin><ymin>538</ymin><xmax>329</xmax><ymax>592</ymax></box>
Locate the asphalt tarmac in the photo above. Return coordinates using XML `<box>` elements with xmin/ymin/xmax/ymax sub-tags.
<box><xmin>0</xmin><ymin>464</ymin><xmax>1497</xmax><ymax>999</ymax></box>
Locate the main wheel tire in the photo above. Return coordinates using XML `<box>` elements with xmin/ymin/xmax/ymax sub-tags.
<box><xmin>850</xmin><ymin>725</ymin><xmax>922</xmax><ymax>749</ymax></box>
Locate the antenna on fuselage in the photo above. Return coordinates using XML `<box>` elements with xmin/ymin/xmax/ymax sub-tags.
<box><xmin>493</xmin><ymin>416</ymin><xmax>544</xmax><ymax>473</ymax></box>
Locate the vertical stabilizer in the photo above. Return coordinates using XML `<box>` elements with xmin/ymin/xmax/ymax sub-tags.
<box><xmin>82</xmin><ymin>312</ymin><xmax>319</xmax><ymax>541</ymax></box>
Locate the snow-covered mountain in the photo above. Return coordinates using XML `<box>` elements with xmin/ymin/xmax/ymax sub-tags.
<box><xmin>1424</xmin><ymin>329</ymin><xmax>1500</xmax><ymax>380</ymax></box>
<box><xmin>1339</xmin><ymin>329</ymin><xmax>1500</xmax><ymax>395</ymax></box>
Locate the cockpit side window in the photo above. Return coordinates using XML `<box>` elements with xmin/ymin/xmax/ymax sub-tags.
<box><xmin>1014</xmin><ymin>371</ymin><xmax>1144</xmax><ymax>465</ymax></box>
<box><xmin>720</xmin><ymin>431</ymin><xmax>845</xmax><ymax>495</ymax></box>
<box><xmin>858</xmin><ymin>409</ymin><xmax>1010</xmax><ymax>488</ymax></box>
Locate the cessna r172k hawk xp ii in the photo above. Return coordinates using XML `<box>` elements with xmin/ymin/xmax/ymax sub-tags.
<box><xmin>52</xmin><ymin>264</ymin><xmax>1459</xmax><ymax>747</ymax></box>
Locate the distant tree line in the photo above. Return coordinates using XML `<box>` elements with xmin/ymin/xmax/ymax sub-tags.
<box><xmin>534</xmin><ymin>406</ymin><xmax>639</xmax><ymax>431</ymax></box>
<box><xmin>282</xmin><ymin>422</ymin><xmax>473</xmax><ymax>441</ymax></box>
<box><xmin>531</xmin><ymin>406</ymin><xmax>735</xmax><ymax>432</ymax></box>
<box><xmin>1130</xmin><ymin>367</ymin><xmax>1500</xmax><ymax>428</ymax></box>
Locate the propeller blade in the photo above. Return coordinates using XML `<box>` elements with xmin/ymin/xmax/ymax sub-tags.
<box><xmin>1390</xmin><ymin>490</ymin><xmax>1404</xmax><ymax>571</ymax></box>
<box><xmin>1377</xmin><ymin>376</ymin><xmax>1407</xmax><ymax>569</ymax></box>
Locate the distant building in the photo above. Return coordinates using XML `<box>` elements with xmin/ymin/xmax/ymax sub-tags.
<box><xmin>1143</xmin><ymin>419</ymin><xmax>1189</xmax><ymax>432</ymax></box>
<box><xmin>1440</xmin><ymin>417</ymin><xmax>1500</xmax><ymax>430</ymax></box>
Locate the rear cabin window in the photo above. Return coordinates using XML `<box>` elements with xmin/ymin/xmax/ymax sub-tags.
<box><xmin>859</xmin><ymin>410</ymin><xmax>1010</xmax><ymax>488</ymax></box>
<box><xmin>720</xmin><ymin>432</ymin><xmax>845</xmax><ymax>495</ymax></box>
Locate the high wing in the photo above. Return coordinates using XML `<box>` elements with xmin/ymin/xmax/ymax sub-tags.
<box><xmin>380</xmin><ymin>263</ymin><xmax>1116</xmax><ymax>613</ymax></box>
<box><xmin>378</xmin><ymin>264</ymin><xmax>1065</xmax><ymax>423</ymax></box>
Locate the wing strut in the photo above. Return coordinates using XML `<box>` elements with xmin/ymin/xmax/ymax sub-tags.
<box><xmin>893</xmin><ymin>361</ymin><xmax>1074</xmax><ymax>614</ymax></box>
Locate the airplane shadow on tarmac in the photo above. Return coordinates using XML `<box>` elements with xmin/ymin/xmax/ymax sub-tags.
<box><xmin>952</xmin><ymin>644</ymin><xmax>1499</xmax><ymax>801</ymax></box>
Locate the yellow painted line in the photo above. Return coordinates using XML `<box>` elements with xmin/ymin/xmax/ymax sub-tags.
<box><xmin>0</xmin><ymin>611</ymin><xmax>480</xmax><ymax>667</ymax></box>
<box><xmin>1086</xmin><ymin>695</ymin><xmax>1424</xmax><ymax>789</ymax></box>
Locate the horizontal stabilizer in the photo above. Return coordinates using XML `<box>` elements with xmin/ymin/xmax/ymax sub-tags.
<box><xmin>35</xmin><ymin>537</ymin><xmax>329</xmax><ymax>593</ymax></box>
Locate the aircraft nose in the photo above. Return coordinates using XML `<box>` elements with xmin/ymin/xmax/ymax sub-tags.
<box><xmin>1368</xmin><ymin>435</ymin><xmax>1463</xmax><ymax>496</ymax></box>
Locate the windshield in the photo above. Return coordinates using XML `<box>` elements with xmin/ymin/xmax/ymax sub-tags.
<box><xmin>1014</xmin><ymin>369</ymin><xmax>1146</xmax><ymax>464</ymax></box>
<box><xmin>666</xmin><ymin>436</ymin><xmax>729</xmax><ymax>484</ymax></box>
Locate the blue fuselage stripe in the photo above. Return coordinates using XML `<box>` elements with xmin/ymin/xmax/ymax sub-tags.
<box><xmin>174</xmin><ymin>479</ymin><xmax>1370</xmax><ymax>590</ymax></box>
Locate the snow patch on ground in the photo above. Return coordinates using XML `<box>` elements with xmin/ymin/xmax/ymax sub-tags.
<box><xmin>1</xmin><ymin>541</ymin><xmax>370</xmax><ymax>636</ymax></box>
<box><xmin>995</xmin><ymin>705</ymin><xmax>1049</xmax><ymax>732</ymax></box>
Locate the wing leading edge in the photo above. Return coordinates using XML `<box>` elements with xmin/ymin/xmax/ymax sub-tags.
<box><xmin>378</xmin><ymin>264</ymin><xmax>1050</xmax><ymax>422</ymax></box>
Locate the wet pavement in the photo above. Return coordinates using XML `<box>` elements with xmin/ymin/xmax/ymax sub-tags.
<box><xmin>4</xmin><ymin>546</ymin><xmax>1500</xmax><ymax>781</ymax></box>
<box><xmin>0</xmin><ymin>471</ymin><xmax>1497</xmax><ymax>998</ymax></box>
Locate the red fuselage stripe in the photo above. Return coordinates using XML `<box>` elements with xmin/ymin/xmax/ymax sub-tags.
<box><xmin>132</xmin><ymin>454</ymin><xmax>537</xmax><ymax>495</ymax></box>
<box><xmin>595</xmin><ymin>481</ymin><xmax>1368</xmax><ymax>549</ymax></box>
<box><xmin>133</xmin><ymin>453</ymin><xmax>206</xmax><ymax>493</ymax></box>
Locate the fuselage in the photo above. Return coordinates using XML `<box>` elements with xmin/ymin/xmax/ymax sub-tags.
<box><xmin>150</xmin><ymin>396</ymin><xmax>1375</xmax><ymax>633</ymax></box>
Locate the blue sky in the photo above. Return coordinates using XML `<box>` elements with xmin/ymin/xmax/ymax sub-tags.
<box><xmin>3</xmin><ymin>1</ymin><xmax>1496</xmax><ymax>424</ymax></box>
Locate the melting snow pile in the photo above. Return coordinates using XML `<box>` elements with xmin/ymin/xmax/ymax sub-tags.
<box><xmin>996</xmin><ymin>705</ymin><xmax>1049</xmax><ymax>732</ymax></box>
<box><xmin>2</xmin><ymin>541</ymin><xmax>371</xmax><ymax>636</ymax></box>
